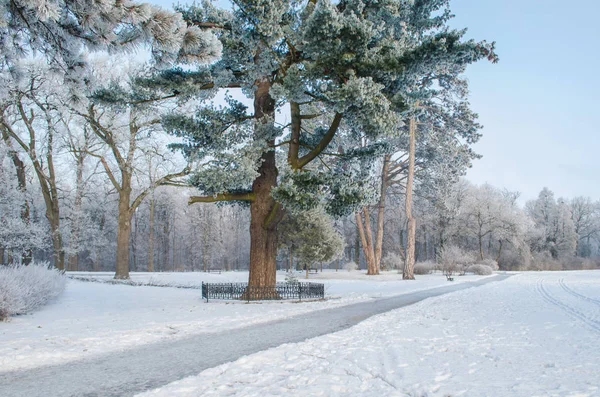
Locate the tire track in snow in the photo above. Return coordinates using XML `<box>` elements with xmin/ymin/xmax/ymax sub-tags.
<box><xmin>558</xmin><ymin>278</ymin><xmax>600</xmax><ymax>307</ymax></box>
<box><xmin>535</xmin><ymin>278</ymin><xmax>600</xmax><ymax>334</ymax></box>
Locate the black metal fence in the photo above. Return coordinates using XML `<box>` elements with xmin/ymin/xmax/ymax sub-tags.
<box><xmin>201</xmin><ymin>282</ymin><xmax>325</xmax><ymax>301</ymax></box>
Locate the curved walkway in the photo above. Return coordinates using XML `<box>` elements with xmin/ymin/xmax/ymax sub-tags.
<box><xmin>0</xmin><ymin>274</ymin><xmax>510</xmax><ymax>397</ymax></box>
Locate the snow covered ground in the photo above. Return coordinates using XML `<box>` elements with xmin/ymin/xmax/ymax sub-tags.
<box><xmin>0</xmin><ymin>270</ymin><xmax>488</xmax><ymax>373</ymax></box>
<box><xmin>139</xmin><ymin>271</ymin><xmax>600</xmax><ymax>397</ymax></box>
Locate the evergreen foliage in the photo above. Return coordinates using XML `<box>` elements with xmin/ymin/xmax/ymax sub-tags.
<box><xmin>134</xmin><ymin>0</ymin><xmax>496</xmax><ymax>213</ymax></box>
<box><xmin>114</xmin><ymin>0</ymin><xmax>499</xmax><ymax>286</ymax></box>
<box><xmin>278</xmin><ymin>207</ymin><xmax>344</xmax><ymax>269</ymax></box>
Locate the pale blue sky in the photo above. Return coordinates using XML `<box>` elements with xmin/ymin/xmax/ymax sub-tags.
<box><xmin>151</xmin><ymin>0</ymin><xmax>599</xmax><ymax>202</ymax></box>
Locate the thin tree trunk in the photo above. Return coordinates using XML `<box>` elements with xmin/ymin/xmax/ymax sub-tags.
<box><xmin>68</xmin><ymin>152</ymin><xmax>85</xmax><ymax>271</ymax></box>
<box><xmin>403</xmin><ymin>116</ymin><xmax>417</xmax><ymax>280</ymax></box>
<box><xmin>496</xmin><ymin>240</ymin><xmax>504</xmax><ymax>264</ymax></box>
<box><xmin>478</xmin><ymin>228</ymin><xmax>484</xmax><ymax>261</ymax></box>
<box><xmin>374</xmin><ymin>155</ymin><xmax>391</xmax><ymax>269</ymax></box>
<box><xmin>202</xmin><ymin>232</ymin><xmax>208</xmax><ymax>273</ymax></box>
<box><xmin>1</xmin><ymin>130</ymin><xmax>32</xmax><ymax>264</ymax></box>
<box><xmin>423</xmin><ymin>227</ymin><xmax>428</xmax><ymax>262</ymax></box>
<box><xmin>356</xmin><ymin>211</ymin><xmax>377</xmax><ymax>274</ymax></box>
<box><xmin>354</xmin><ymin>232</ymin><xmax>360</xmax><ymax>267</ymax></box>
<box><xmin>148</xmin><ymin>196</ymin><xmax>155</xmax><ymax>272</ymax></box>
<box><xmin>132</xmin><ymin>209</ymin><xmax>138</xmax><ymax>272</ymax></box>
<box><xmin>364</xmin><ymin>209</ymin><xmax>379</xmax><ymax>275</ymax></box>
<box><xmin>171</xmin><ymin>213</ymin><xmax>176</xmax><ymax>271</ymax></box>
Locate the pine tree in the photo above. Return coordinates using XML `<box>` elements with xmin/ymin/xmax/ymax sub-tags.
<box><xmin>1</xmin><ymin>0</ymin><xmax>220</xmax><ymax>83</ymax></box>
<box><xmin>112</xmin><ymin>0</ymin><xmax>497</xmax><ymax>295</ymax></box>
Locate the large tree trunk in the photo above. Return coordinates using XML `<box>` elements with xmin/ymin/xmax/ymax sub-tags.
<box><xmin>115</xmin><ymin>183</ymin><xmax>132</xmax><ymax>279</ymax></box>
<box><xmin>403</xmin><ymin>116</ymin><xmax>417</xmax><ymax>280</ymax></box>
<box><xmin>247</xmin><ymin>150</ymin><xmax>279</xmax><ymax>290</ymax></box>
<box><xmin>246</xmin><ymin>80</ymin><xmax>280</xmax><ymax>296</ymax></box>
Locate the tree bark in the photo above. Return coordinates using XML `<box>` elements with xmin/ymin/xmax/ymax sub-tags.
<box><xmin>115</xmin><ymin>183</ymin><xmax>133</xmax><ymax>279</ymax></box>
<box><xmin>373</xmin><ymin>154</ymin><xmax>391</xmax><ymax>269</ymax></box>
<box><xmin>246</xmin><ymin>80</ymin><xmax>280</xmax><ymax>295</ymax></box>
<box><xmin>403</xmin><ymin>116</ymin><xmax>417</xmax><ymax>280</ymax></box>
<box><xmin>247</xmin><ymin>150</ymin><xmax>279</xmax><ymax>289</ymax></box>
<box><xmin>356</xmin><ymin>211</ymin><xmax>377</xmax><ymax>275</ymax></box>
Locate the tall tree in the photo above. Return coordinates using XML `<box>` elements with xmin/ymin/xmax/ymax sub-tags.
<box><xmin>0</xmin><ymin>65</ymin><xmax>69</xmax><ymax>269</ymax></box>
<box><xmin>115</xmin><ymin>0</ymin><xmax>497</xmax><ymax>295</ymax></box>
<box><xmin>79</xmin><ymin>97</ymin><xmax>190</xmax><ymax>279</ymax></box>
<box><xmin>526</xmin><ymin>188</ymin><xmax>577</xmax><ymax>260</ymax></box>
<box><xmin>568</xmin><ymin>197</ymin><xmax>600</xmax><ymax>257</ymax></box>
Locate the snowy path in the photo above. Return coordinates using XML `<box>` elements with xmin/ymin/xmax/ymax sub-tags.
<box><xmin>0</xmin><ymin>274</ymin><xmax>509</xmax><ymax>397</ymax></box>
<box><xmin>0</xmin><ymin>271</ymin><xmax>493</xmax><ymax>372</ymax></box>
<box><xmin>139</xmin><ymin>271</ymin><xmax>600</xmax><ymax>397</ymax></box>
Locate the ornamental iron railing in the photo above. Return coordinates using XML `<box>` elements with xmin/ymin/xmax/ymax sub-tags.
<box><xmin>201</xmin><ymin>282</ymin><xmax>324</xmax><ymax>301</ymax></box>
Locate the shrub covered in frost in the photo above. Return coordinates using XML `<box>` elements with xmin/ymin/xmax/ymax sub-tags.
<box><xmin>414</xmin><ymin>261</ymin><xmax>436</xmax><ymax>275</ymax></box>
<box><xmin>0</xmin><ymin>263</ymin><xmax>67</xmax><ymax>321</ymax></box>
<box><xmin>380</xmin><ymin>253</ymin><xmax>402</xmax><ymax>271</ymax></box>
<box><xmin>477</xmin><ymin>258</ymin><xmax>499</xmax><ymax>271</ymax></box>
<box><xmin>343</xmin><ymin>261</ymin><xmax>359</xmax><ymax>272</ymax></box>
<box><xmin>438</xmin><ymin>246</ymin><xmax>475</xmax><ymax>275</ymax></box>
<box><xmin>466</xmin><ymin>264</ymin><xmax>494</xmax><ymax>275</ymax></box>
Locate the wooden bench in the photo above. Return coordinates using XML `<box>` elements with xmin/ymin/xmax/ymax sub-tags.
<box><xmin>207</xmin><ymin>269</ymin><xmax>221</xmax><ymax>274</ymax></box>
<box><xmin>309</xmin><ymin>269</ymin><xmax>319</xmax><ymax>274</ymax></box>
<box><xmin>446</xmin><ymin>275</ymin><xmax>454</xmax><ymax>281</ymax></box>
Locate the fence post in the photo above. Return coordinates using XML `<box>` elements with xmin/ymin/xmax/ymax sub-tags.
<box><xmin>298</xmin><ymin>283</ymin><xmax>302</xmax><ymax>301</ymax></box>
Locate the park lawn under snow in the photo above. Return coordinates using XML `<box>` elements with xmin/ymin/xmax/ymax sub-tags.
<box><xmin>0</xmin><ymin>270</ymin><xmax>488</xmax><ymax>373</ymax></box>
<box><xmin>139</xmin><ymin>271</ymin><xmax>600</xmax><ymax>397</ymax></box>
